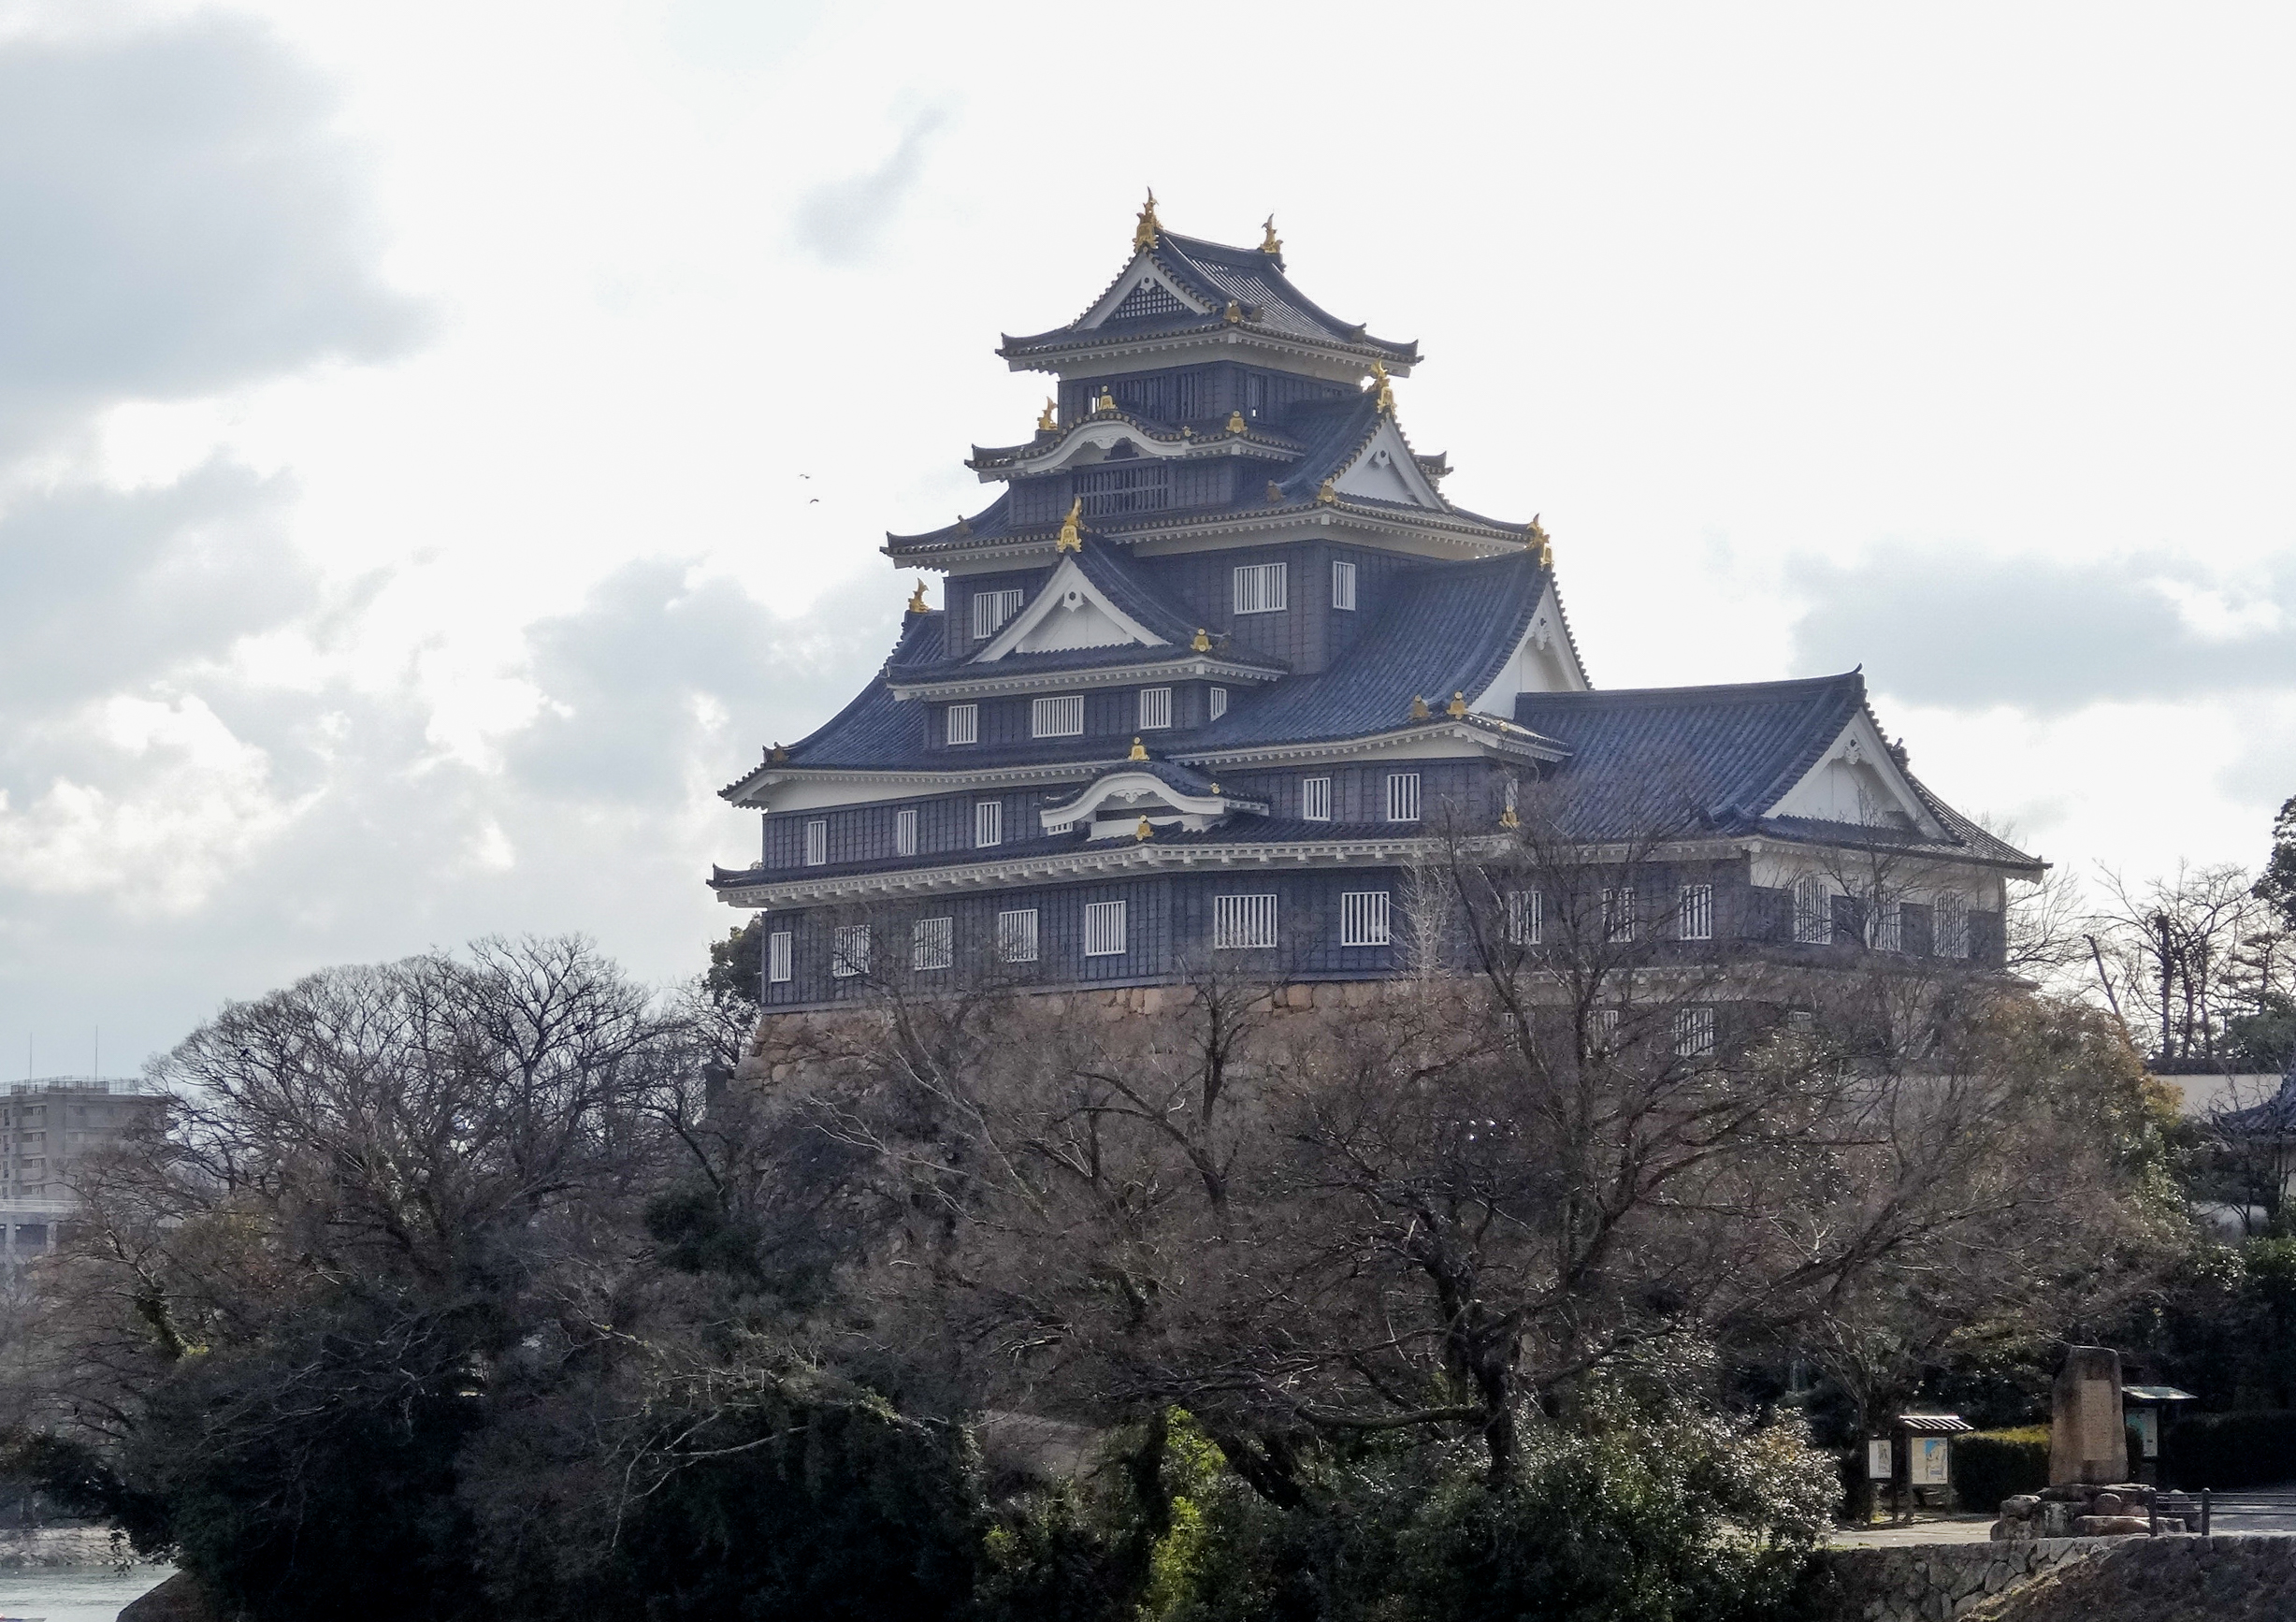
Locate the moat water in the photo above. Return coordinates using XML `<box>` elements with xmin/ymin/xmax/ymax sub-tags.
<box><xmin>0</xmin><ymin>1563</ymin><xmax>173</xmax><ymax>1622</ymax></box>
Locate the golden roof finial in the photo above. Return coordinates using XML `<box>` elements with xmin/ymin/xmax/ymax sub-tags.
<box><xmin>1261</xmin><ymin>214</ymin><xmax>1281</xmax><ymax>254</ymax></box>
<box><xmin>1055</xmin><ymin>496</ymin><xmax>1084</xmax><ymax>552</ymax></box>
<box><xmin>1499</xmin><ymin>804</ymin><xmax>1521</xmax><ymax>831</ymax></box>
<box><xmin>1095</xmin><ymin>385</ymin><xmax>1118</xmax><ymax>414</ymax></box>
<box><xmin>1191</xmin><ymin>627</ymin><xmax>1212</xmax><ymax>653</ymax></box>
<box><xmin>906</xmin><ymin>578</ymin><xmax>928</xmax><ymax>615</ymax></box>
<box><xmin>1135</xmin><ymin>815</ymin><xmax>1155</xmax><ymax>841</ymax></box>
<box><xmin>1223</xmin><ymin>299</ymin><xmax>1243</xmax><ymax>325</ymax></box>
<box><xmin>1527</xmin><ymin>512</ymin><xmax>1552</xmax><ymax>568</ymax></box>
<box><xmin>1226</xmin><ymin>409</ymin><xmax>1247</xmax><ymax>433</ymax></box>
<box><xmin>1209</xmin><ymin>781</ymin><xmax>1220</xmax><ymax>794</ymax></box>
<box><xmin>1316</xmin><ymin>477</ymin><xmax>1337</xmax><ymax>505</ymax></box>
<box><xmin>1265</xmin><ymin>481</ymin><xmax>1284</xmax><ymax>503</ymax></box>
<box><xmin>1128</xmin><ymin>735</ymin><xmax>1148</xmax><ymax>762</ymax></box>
<box><xmin>1036</xmin><ymin>398</ymin><xmax>1057</xmax><ymax>433</ymax></box>
<box><xmin>1134</xmin><ymin>188</ymin><xmax>1161</xmax><ymax>251</ymax></box>
<box><xmin>1447</xmin><ymin>690</ymin><xmax>1467</xmax><ymax>718</ymax></box>
<box><xmin>1370</xmin><ymin>360</ymin><xmax>1395</xmax><ymax>414</ymax></box>
<box><xmin>1409</xmin><ymin>694</ymin><xmax>1430</xmax><ymax>721</ymax></box>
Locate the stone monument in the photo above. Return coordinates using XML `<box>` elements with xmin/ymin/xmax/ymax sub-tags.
<box><xmin>2048</xmin><ymin>1344</ymin><xmax>2126</xmax><ymax>1485</ymax></box>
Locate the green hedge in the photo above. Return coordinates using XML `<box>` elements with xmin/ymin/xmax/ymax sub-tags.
<box><xmin>2161</xmin><ymin>1410</ymin><xmax>2296</xmax><ymax>1490</ymax></box>
<box><xmin>1955</xmin><ymin>1426</ymin><xmax>2050</xmax><ymax>1512</ymax></box>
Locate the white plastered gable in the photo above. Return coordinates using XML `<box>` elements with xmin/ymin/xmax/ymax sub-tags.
<box><xmin>975</xmin><ymin>555</ymin><xmax>1167</xmax><ymax>659</ymax></box>
<box><xmin>1077</xmin><ymin>254</ymin><xmax>1213</xmax><ymax>329</ymax></box>
<box><xmin>1766</xmin><ymin>712</ymin><xmax>1945</xmax><ymax>836</ymax></box>
<box><xmin>1466</xmin><ymin>582</ymin><xmax>1589</xmax><ymax>716</ymax></box>
<box><xmin>1331</xmin><ymin>419</ymin><xmax>1443</xmax><ymax>508</ymax></box>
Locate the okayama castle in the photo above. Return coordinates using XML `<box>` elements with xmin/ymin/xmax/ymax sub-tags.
<box><xmin>713</xmin><ymin>197</ymin><xmax>2036</xmax><ymax>1010</ymax></box>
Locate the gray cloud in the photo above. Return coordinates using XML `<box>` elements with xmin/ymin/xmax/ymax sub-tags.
<box><xmin>792</xmin><ymin>106</ymin><xmax>951</xmax><ymax>266</ymax></box>
<box><xmin>1784</xmin><ymin>549</ymin><xmax>2296</xmax><ymax>714</ymax></box>
<box><xmin>0</xmin><ymin>14</ymin><xmax>428</xmax><ymax>458</ymax></box>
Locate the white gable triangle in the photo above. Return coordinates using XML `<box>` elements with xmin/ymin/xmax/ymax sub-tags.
<box><xmin>1767</xmin><ymin>713</ymin><xmax>1945</xmax><ymax>836</ymax></box>
<box><xmin>1331</xmin><ymin>419</ymin><xmax>1443</xmax><ymax>509</ymax></box>
<box><xmin>1467</xmin><ymin>581</ymin><xmax>1589</xmax><ymax>715</ymax></box>
<box><xmin>975</xmin><ymin>555</ymin><xmax>1167</xmax><ymax>660</ymax></box>
<box><xmin>1078</xmin><ymin>255</ymin><xmax>1212</xmax><ymax>329</ymax></box>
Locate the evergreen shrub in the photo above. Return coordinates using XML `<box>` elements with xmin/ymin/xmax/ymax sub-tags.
<box><xmin>1953</xmin><ymin>1426</ymin><xmax>2049</xmax><ymax>1512</ymax></box>
<box><xmin>2161</xmin><ymin>1410</ymin><xmax>2296</xmax><ymax>1489</ymax></box>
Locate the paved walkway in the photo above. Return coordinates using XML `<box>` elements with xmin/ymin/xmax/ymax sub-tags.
<box><xmin>1828</xmin><ymin>1489</ymin><xmax>2296</xmax><ymax>1545</ymax></box>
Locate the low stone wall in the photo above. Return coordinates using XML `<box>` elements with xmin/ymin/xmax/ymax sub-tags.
<box><xmin>0</xmin><ymin>1522</ymin><xmax>137</xmax><ymax>1568</ymax></box>
<box><xmin>1804</xmin><ymin>1534</ymin><xmax>2296</xmax><ymax>1622</ymax></box>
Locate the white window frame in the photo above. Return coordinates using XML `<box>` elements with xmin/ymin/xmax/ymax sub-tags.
<box><xmin>1138</xmin><ymin>687</ymin><xmax>1172</xmax><ymax>731</ymax></box>
<box><xmin>1340</xmin><ymin>891</ymin><xmax>1391</xmax><ymax>947</ymax></box>
<box><xmin>1384</xmin><ymin>772</ymin><xmax>1421</xmax><ymax>823</ymax></box>
<box><xmin>1083</xmin><ymin>900</ymin><xmax>1127</xmax><ymax>957</ymax></box>
<box><xmin>1604</xmin><ymin>887</ymin><xmax>1636</xmax><ymax>943</ymax></box>
<box><xmin>1934</xmin><ymin>892</ymin><xmax>1970</xmax><ymax>958</ymax></box>
<box><xmin>912</xmin><ymin>916</ymin><xmax>953</xmax><ymax>971</ymax></box>
<box><xmin>1675</xmin><ymin>1006</ymin><xmax>1716</xmax><ymax>1059</ymax></box>
<box><xmin>831</xmin><ymin>924</ymin><xmax>870</xmax><ymax>978</ymax></box>
<box><xmin>1232</xmin><ymin>561</ymin><xmax>1288</xmax><ymax>615</ymax></box>
<box><xmin>1507</xmin><ymin>891</ymin><xmax>1543</xmax><ymax>946</ymax></box>
<box><xmin>768</xmin><ymin>930</ymin><xmax>793</xmax><ymax>984</ymax></box>
<box><xmin>997</xmin><ymin>908</ymin><xmax>1039</xmax><ymax>963</ymax></box>
<box><xmin>803</xmin><ymin>819</ymin><xmax>828</xmax><ymax>867</ymax></box>
<box><xmin>972</xmin><ymin>587</ymin><xmax>1024</xmax><ymax>641</ymax></box>
<box><xmin>1677</xmin><ymin>883</ymin><xmax>1713</xmax><ymax>942</ymax></box>
<box><xmin>1332</xmin><ymin>558</ymin><xmax>1356</xmax><ymax>610</ymax></box>
<box><xmin>975</xmin><ymin>800</ymin><xmax>1003</xmax><ymax>848</ymax></box>
<box><xmin>1207</xmin><ymin>686</ymin><xmax>1228</xmax><ymax>720</ymax></box>
<box><xmin>1793</xmin><ymin>876</ymin><xmax>1833</xmax><ymax>945</ymax></box>
<box><xmin>1213</xmin><ymin>893</ymin><xmax>1278</xmax><ymax>949</ymax></box>
<box><xmin>894</xmin><ymin>807</ymin><xmax>917</xmax><ymax>858</ymax></box>
<box><xmin>946</xmin><ymin>702</ymin><xmax>978</xmax><ymax>746</ymax></box>
<box><xmin>1032</xmin><ymin>694</ymin><xmax>1084</xmax><ymax>737</ymax></box>
<box><xmin>1300</xmin><ymin>776</ymin><xmax>1332</xmax><ymax>821</ymax></box>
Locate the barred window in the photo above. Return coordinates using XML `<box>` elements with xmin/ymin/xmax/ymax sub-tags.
<box><xmin>1674</xmin><ymin>1007</ymin><xmax>1716</xmax><ymax>1059</ymax></box>
<box><xmin>768</xmin><ymin>931</ymin><xmax>792</xmax><ymax>984</ymax></box>
<box><xmin>1110</xmin><ymin>278</ymin><xmax>1185</xmax><ymax>322</ymax></box>
<box><xmin>998</xmin><ymin>908</ymin><xmax>1039</xmax><ymax>963</ymax></box>
<box><xmin>1207</xmin><ymin>687</ymin><xmax>1228</xmax><ymax>720</ymax></box>
<box><xmin>946</xmin><ymin>703</ymin><xmax>978</xmax><ymax>746</ymax></box>
<box><xmin>1301</xmin><ymin>776</ymin><xmax>1332</xmax><ymax>821</ymax></box>
<box><xmin>1871</xmin><ymin>901</ymin><xmax>1902</xmax><ymax>952</ymax></box>
<box><xmin>1589</xmin><ymin>1007</ymin><xmax>1621</xmax><ymax>1051</ymax></box>
<box><xmin>831</xmin><ymin>924</ymin><xmax>870</xmax><ymax>978</ymax></box>
<box><xmin>1214</xmin><ymin>893</ymin><xmax>1278</xmax><ymax>949</ymax></box>
<box><xmin>1077</xmin><ymin>463</ymin><xmax>1171</xmax><ymax>518</ymax></box>
<box><xmin>1233</xmin><ymin>561</ymin><xmax>1288</xmax><ymax>614</ymax></box>
<box><xmin>895</xmin><ymin>807</ymin><xmax>917</xmax><ymax>857</ymax></box>
<box><xmin>1935</xmin><ymin>893</ymin><xmax>1971</xmax><ymax>958</ymax></box>
<box><xmin>1341</xmin><ymin>891</ymin><xmax>1391</xmax><ymax>947</ymax></box>
<box><xmin>912</xmin><ymin>917</ymin><xmax>953</xmax><ymax>971</ymax></box>
<box><xmin>804</xmin><ymin>819</ymin><xmax>828</xmax><ymax>866</ymax></box>
<box><xmin>1792</xmin><ymin>876</ymin><xmax>1832</xmax><ymax>945</ymax></box>
<box><xmin>975</xmin><ymin>800</ymin><xmax>1003</xmax><ymax>848</ymax></box>
<box><xmin>1507</xmin><ymin>890</ymin><xmax>1543</xmax><ymax>946</ymax></box>
<box><xmin>1332</xmin><ymin>558</ymin><xmax>1357</xmax><ymax>610</ymax></box>
<box><xmin>1385</xmin><ymin>772</ymin><xmax>1421</xmax><ymax>822</ymax></box>
<box><xmin>972</xmin><ymin>588</ymin><xmax>1025</xmax><ymax>641</ymax></box>
<box><xmin>1677</xmin><ymin>884</ymin><xmax>1713</xmax><ymax>941</ymax></box>
<box><xmin>1032</xmin><ymin>694</ymin><xmax>1084</xmax><ymax>737</ymax></box>
<box><xmin>1083</xmin><ymin>900</ymin><xmax>1127</xmax><ymax>957</ymax></box>
<box><xmin>1138</xmin><ymin>687</ymin><xmax>1172</xmax><ymax>730</ymax></box>
<box><xmin>1604</xmin><ymin>887</ymin><xmax>1636</xmax><ymax>942</ymax></box>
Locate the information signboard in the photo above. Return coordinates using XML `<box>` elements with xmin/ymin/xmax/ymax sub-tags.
<box><xmin>1868</xmin><ymin>1439</ymin><xmax>1893</xmax><ymax>1481</ymax></box>
<box><xmin>1911</xmin><ymin>1435</ymin><xmax>1951</xmax><ymax>1487</ymax></box>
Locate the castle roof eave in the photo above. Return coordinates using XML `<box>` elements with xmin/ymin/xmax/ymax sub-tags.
<box><xmin>885</xmin><ymin>494</ymin><xmax>1532</xmax><ymax>564</ymax></box>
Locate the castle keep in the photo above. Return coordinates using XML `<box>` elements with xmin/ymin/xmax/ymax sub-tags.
<box><xmin>713</xmin><ymin>199</ymin><xmax>2035</xmax><ymax>1009</ymax></box>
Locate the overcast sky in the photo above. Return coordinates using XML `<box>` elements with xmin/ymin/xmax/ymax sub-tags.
<box><xmin>4</xmin><ymin>0</ymin><xmax>2294</xmax><ymax>1074</ymax></box>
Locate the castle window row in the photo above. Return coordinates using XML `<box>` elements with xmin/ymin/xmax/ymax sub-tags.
<box><xmin>972</xmin><ymin>588</ymin><xmax>1024</xmax><ymax>641</ymax></box>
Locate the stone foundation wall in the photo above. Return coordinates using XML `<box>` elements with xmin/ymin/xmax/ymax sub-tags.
<box><xmin>1804</xmin><ymin>1535</ymin><xmax>2296</xmax><ymax>1622</ymax></box>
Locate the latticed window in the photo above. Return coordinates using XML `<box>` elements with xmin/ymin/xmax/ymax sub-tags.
<box><xmin>1138</xmin><ymin>687</ymin><xmax>1172</xmax><ymax>730</ymax></box>
<box><xmin>895</xmin><ymin>808</ymin><xmax>917</xmax><ymax>857</ymax></box>
<box><xmin>803</xmin><ymin>819</ymin><xmax>828</xmax><ymax>866</ymax></box>
<box><xmin>1233</xmin><ymin>562</ymin><xmax>1288</xmax><ymax>614</ymax></box>
<box><xmin>1083</xmin><ymin>900</ymin><xmax>1127</xmax><ymax>957</ymax></box>
<box><xmin>946</xmin><ymin>703</ymin><xmax>977</xmax><ymax>746</ymax></box>
<box><xmin>1385</xmin><ymin>773</ymin><xmax>1421</xmax><ymax>822</ymax></box>
<box><xmin>1341</xmin><ymin>891</ymin><xmax>1391</xmax><ymax>947</ymax></box>
<box><xmin>1674</xmin><ymin>1007</ymin><xmax>1716</xmax><ymax>1059</ymax></box>
<box><xmin>1207</xmin><ymin>687</ymin><xmax>1228</xmax><ymax>719</ymax></box>
<box><xmin>1871</xmin><ymin>901</ymin><xmax>1902</xmax><ymax>952</ymax></box>
<box><xmin>1332</xmin><ymin>559</ymin><xmax>1357</xmax><ymax>610</ymax></box>
<box><xmin>1678</xmin><ymin>884</ymin><xmax>1713</xmax><ymax>941</ymax></box>
<box><xmin>1935</xmin><ymin>893</ymin><xmax>1971</xmax><ymax>958</ymax></box>
<box><xmin>1301</xmin><ymin>776</ymin><xmax>1332</xmax><ymax>821</ymax></box>
<box><xmin>1604</xmin><ymin>887</ymin><xmax>1636</xmax><ymax>942</ymax></box>
<box><xmin>998</xmin><ymin>909</ymin><xmax>1039</xmax><ymax>963</ymax></box>
<box><xmin>1793</xmin><ymin>876</ymin><xmax>1832</xmax><ymax>945</ymax></box>
<box><xmin>912</xmin><ymin>917</ymin><xmax>953</xmax><ymax>971</ymax></box>
<box><xmin>975</xmin><ymin>801</ymin><xmax>1003</xmax><ymax>848</ymax></box>
<box><xmin>767</xmin><ymin>931</ymin><xmax>792</xmax><ymax>984</ymax></box>
<box><xmin>972</xmin><ymin>588</ymin><xmax>1024</xmax><ymax>641</ymax></box>
<box><xmin>1589</xmin><ymin>1008</ymin><xmax>1621</xmax><ymax>1051</ymax></box>
<box><xmin>1213</xmin><ymin>893</ymin><xmax>1278</xmax><ymax>949</ymax></box>
<box><xmin>1077</xmin><ymin>464</ymin><xmax>1170</xmax><ymax>517</ymax></box>
<box><xmin>1032</xmin><ymin>695</ymin><xmax>1084</xmax><ymax>737</ymax></box>
<box><xmin>1110</xmin><ymin>278</ymin><xmax>1187</xmax><ymax>322</ymax></box>
<box><xmin>831</xmin><ymin>924</ymin><xmax>870</xmax><ymax>978</ymax></box>
<box><xmin>1508</xmin><ymin>891</ymin><xmax>1543</xmax><ymax>946</ymax></box>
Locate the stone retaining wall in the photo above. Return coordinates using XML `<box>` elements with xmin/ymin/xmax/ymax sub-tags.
<box><xmin>0</xmin><ymin>1522</ymin><xmax>137</xmax><ymax>1568</ymax></box>
<box><xmin>1805</xmin><ymin>1534</ymin><xmax>2296</xmax><ymax>1622</ymax></box>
